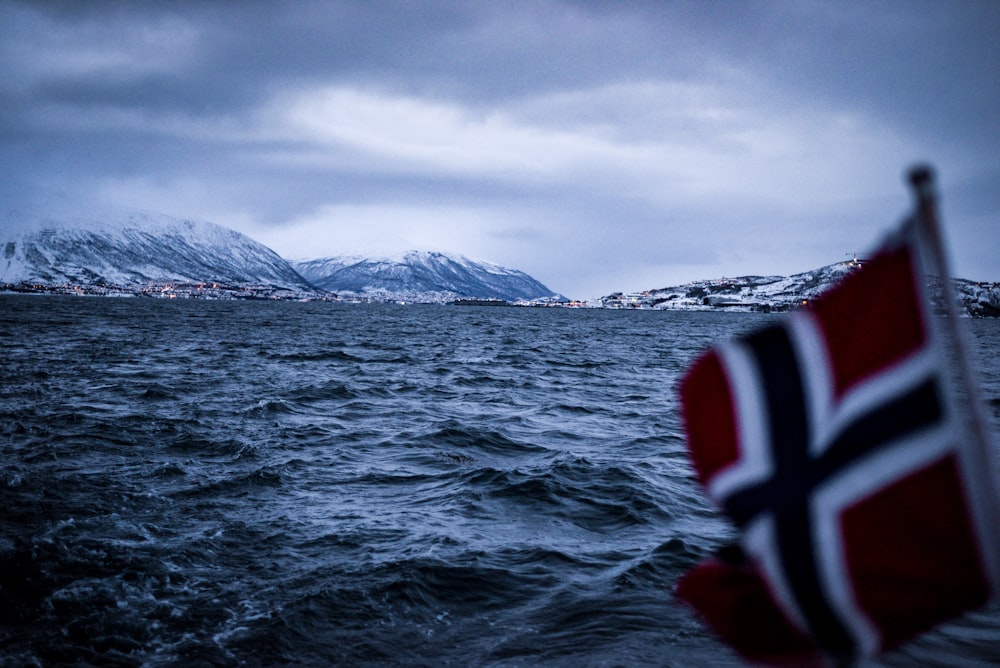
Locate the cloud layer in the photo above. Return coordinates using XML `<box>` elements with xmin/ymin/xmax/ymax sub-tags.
<box><xmin>2</xmin><ymin>1</ymin><xmax>997</xmax><ymax>297</ymax></box>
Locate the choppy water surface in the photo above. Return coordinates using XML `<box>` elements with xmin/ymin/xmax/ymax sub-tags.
<box><xmin>1</xmin><ymin>295</ymin><xmax>998</xmax><ymax>666</ymax></box>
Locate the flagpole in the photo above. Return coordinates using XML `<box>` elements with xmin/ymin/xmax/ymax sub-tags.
<box><xmin>907</xmin><ymin>165</ymin><xmax>950</xmax><ymax>297</ymax></box>
<box><xmin>907</xmin><ymin>164</ymin><xmax>972</xmax><ymax>371</ymax></box>
<box><xmin>908</xmin><ymin>164</ymin><xmax>1000</xmax><ymax>589</ymax></box>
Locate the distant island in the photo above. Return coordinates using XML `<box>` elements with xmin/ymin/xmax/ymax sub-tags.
<box><xmin>591</xmin><ymin>259</ymin><xmax>1000</xmax><ymax>318</ymax></box>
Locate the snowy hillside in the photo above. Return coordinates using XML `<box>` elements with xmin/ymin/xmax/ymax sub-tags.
<box><xmin>294</xmin><ymin>251</ymin><xmax>565</xmax><ymax>303</ymax></box>
<box><xmin>936</xmin><ymin>278</ymin><xmax>1000</xmax><ymax>318</ymax></box>
<box><xmin>643</xmin><ymin>261</ymin><xmax>859</xmax><ymax>311</ymax></box>
<box><xmin>598</xmin><ymin>259</ymin><xmax>1000</xmax><ymax>317</ymax></box>
<box><xmin>0</xmin><ymin>211</ymin><xmax>314</xmax><ymax>291</ymax></box>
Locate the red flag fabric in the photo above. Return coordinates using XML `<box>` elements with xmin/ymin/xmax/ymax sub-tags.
<box><xmin>676</xmin><ymin>178</ymin><xmax>1000</xmax><ymax>664</ymax></box>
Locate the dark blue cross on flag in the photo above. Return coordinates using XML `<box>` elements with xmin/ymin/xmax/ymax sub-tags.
<box><xmin>675</xmin><ymin>168</ymin><xmax>1000</xmax><ymax>665</ymax></box>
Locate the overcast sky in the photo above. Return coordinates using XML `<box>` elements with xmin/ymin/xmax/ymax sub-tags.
<box><xmin>2</xmin><ymin>1</ymin><xmax>997</xmax><ymax>298</ymax></box>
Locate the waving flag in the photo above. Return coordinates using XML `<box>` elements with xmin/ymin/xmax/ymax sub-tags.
<box><xmin>675</xmin><ymin>167</ymin><xmax>1000</xmax><ymax>664</ymax></box>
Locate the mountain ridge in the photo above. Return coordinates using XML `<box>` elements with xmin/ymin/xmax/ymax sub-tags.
<box><xmin>598</xmin><ymin>260</ymin><xmax>1000</xmax><ymax>317</ymax></box>
<box><xmin>294</xmin><ymin>251</ymin><xmax>565</xmax><ymax>303</ymax></box>
<box><xmin>1</xmin><ymin>210</ymin><xmax>996</xmax><ymax>314</ymax></box>
<box><xmin>0</xmin><ymin>210</ymin><xmax>314</xmax><ymax>292</ymax></box>
<box><xmin>0</xmin><ymin>211</ymin><xmax>564</xmax><ymax>303</ymax></box>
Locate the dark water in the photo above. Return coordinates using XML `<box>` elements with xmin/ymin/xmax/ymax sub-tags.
<box><xmin>1</xmin><ymin>295</ymin><xmax>998</xmax><ymax>667</ymax></box>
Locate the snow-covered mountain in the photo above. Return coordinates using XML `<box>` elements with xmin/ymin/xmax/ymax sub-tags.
<box><xmin>599</xmin><ymin>259</ymin><xmax>1000</xmax><ymax>317</ymax></box>
<box><xmin>0</xmin><ymin>211</ymin><xmax>314</xmax><ymax>291</ymax></box>
<box><xmin>639</xmin><ymin>261</ymin><xmax>860</xmax><ymax>311</ymax></box>
<box><xmin>294</xmin><ymin>251</ymin><xmax>565</xmax><ymax>303</ymax></box>
<box><xmin>935</xmin><ymin>277</ymin><xmax>1000</xmax><ymax>318</ymax></box>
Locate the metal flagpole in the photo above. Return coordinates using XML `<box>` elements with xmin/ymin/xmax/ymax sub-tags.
<box><xmin>907</xmin><ymin>164</ymin><xmax>1000</xmax><ymax>589</ymax></box>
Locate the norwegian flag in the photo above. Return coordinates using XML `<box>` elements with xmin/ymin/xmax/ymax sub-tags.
<box><xmin>675</xmin><ymin>168</ymin><xmax>1000</xmax><ymax>664</ymax></box>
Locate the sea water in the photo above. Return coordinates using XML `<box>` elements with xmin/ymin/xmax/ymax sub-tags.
<box><xmin>1</xmin><ymin>295</ymin><xmax>998</xmax><ymax>666</ymax></box>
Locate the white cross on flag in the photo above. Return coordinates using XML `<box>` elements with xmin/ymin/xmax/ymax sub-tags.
<box><xmin>675</xmin><ymin>167</ymin><xmax>1000</xmax><ymax>664</ymax></box>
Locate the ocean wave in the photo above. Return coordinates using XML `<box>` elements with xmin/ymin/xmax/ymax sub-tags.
<box><xmin>1</xmin><ymin>297</ymin><xmax>997</xmax><ymax>666</ymax></box>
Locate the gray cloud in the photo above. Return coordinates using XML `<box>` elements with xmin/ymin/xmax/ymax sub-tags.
<box><xmin>2</xmin><ymin>0</ymin><xmax>997</xmax><ymax>298</ymax></box>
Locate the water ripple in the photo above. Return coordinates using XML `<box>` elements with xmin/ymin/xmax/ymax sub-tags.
<box><xmin>1</xmin><ymin>296</ymin><xmax>997</xmax><ymax>666</ymax></box>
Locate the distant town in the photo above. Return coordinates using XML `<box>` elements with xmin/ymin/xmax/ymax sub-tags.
<box><xmin>4</xmin><ymin>273</ymin><xmax>999</xmax><ymax>317</ymax></box>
